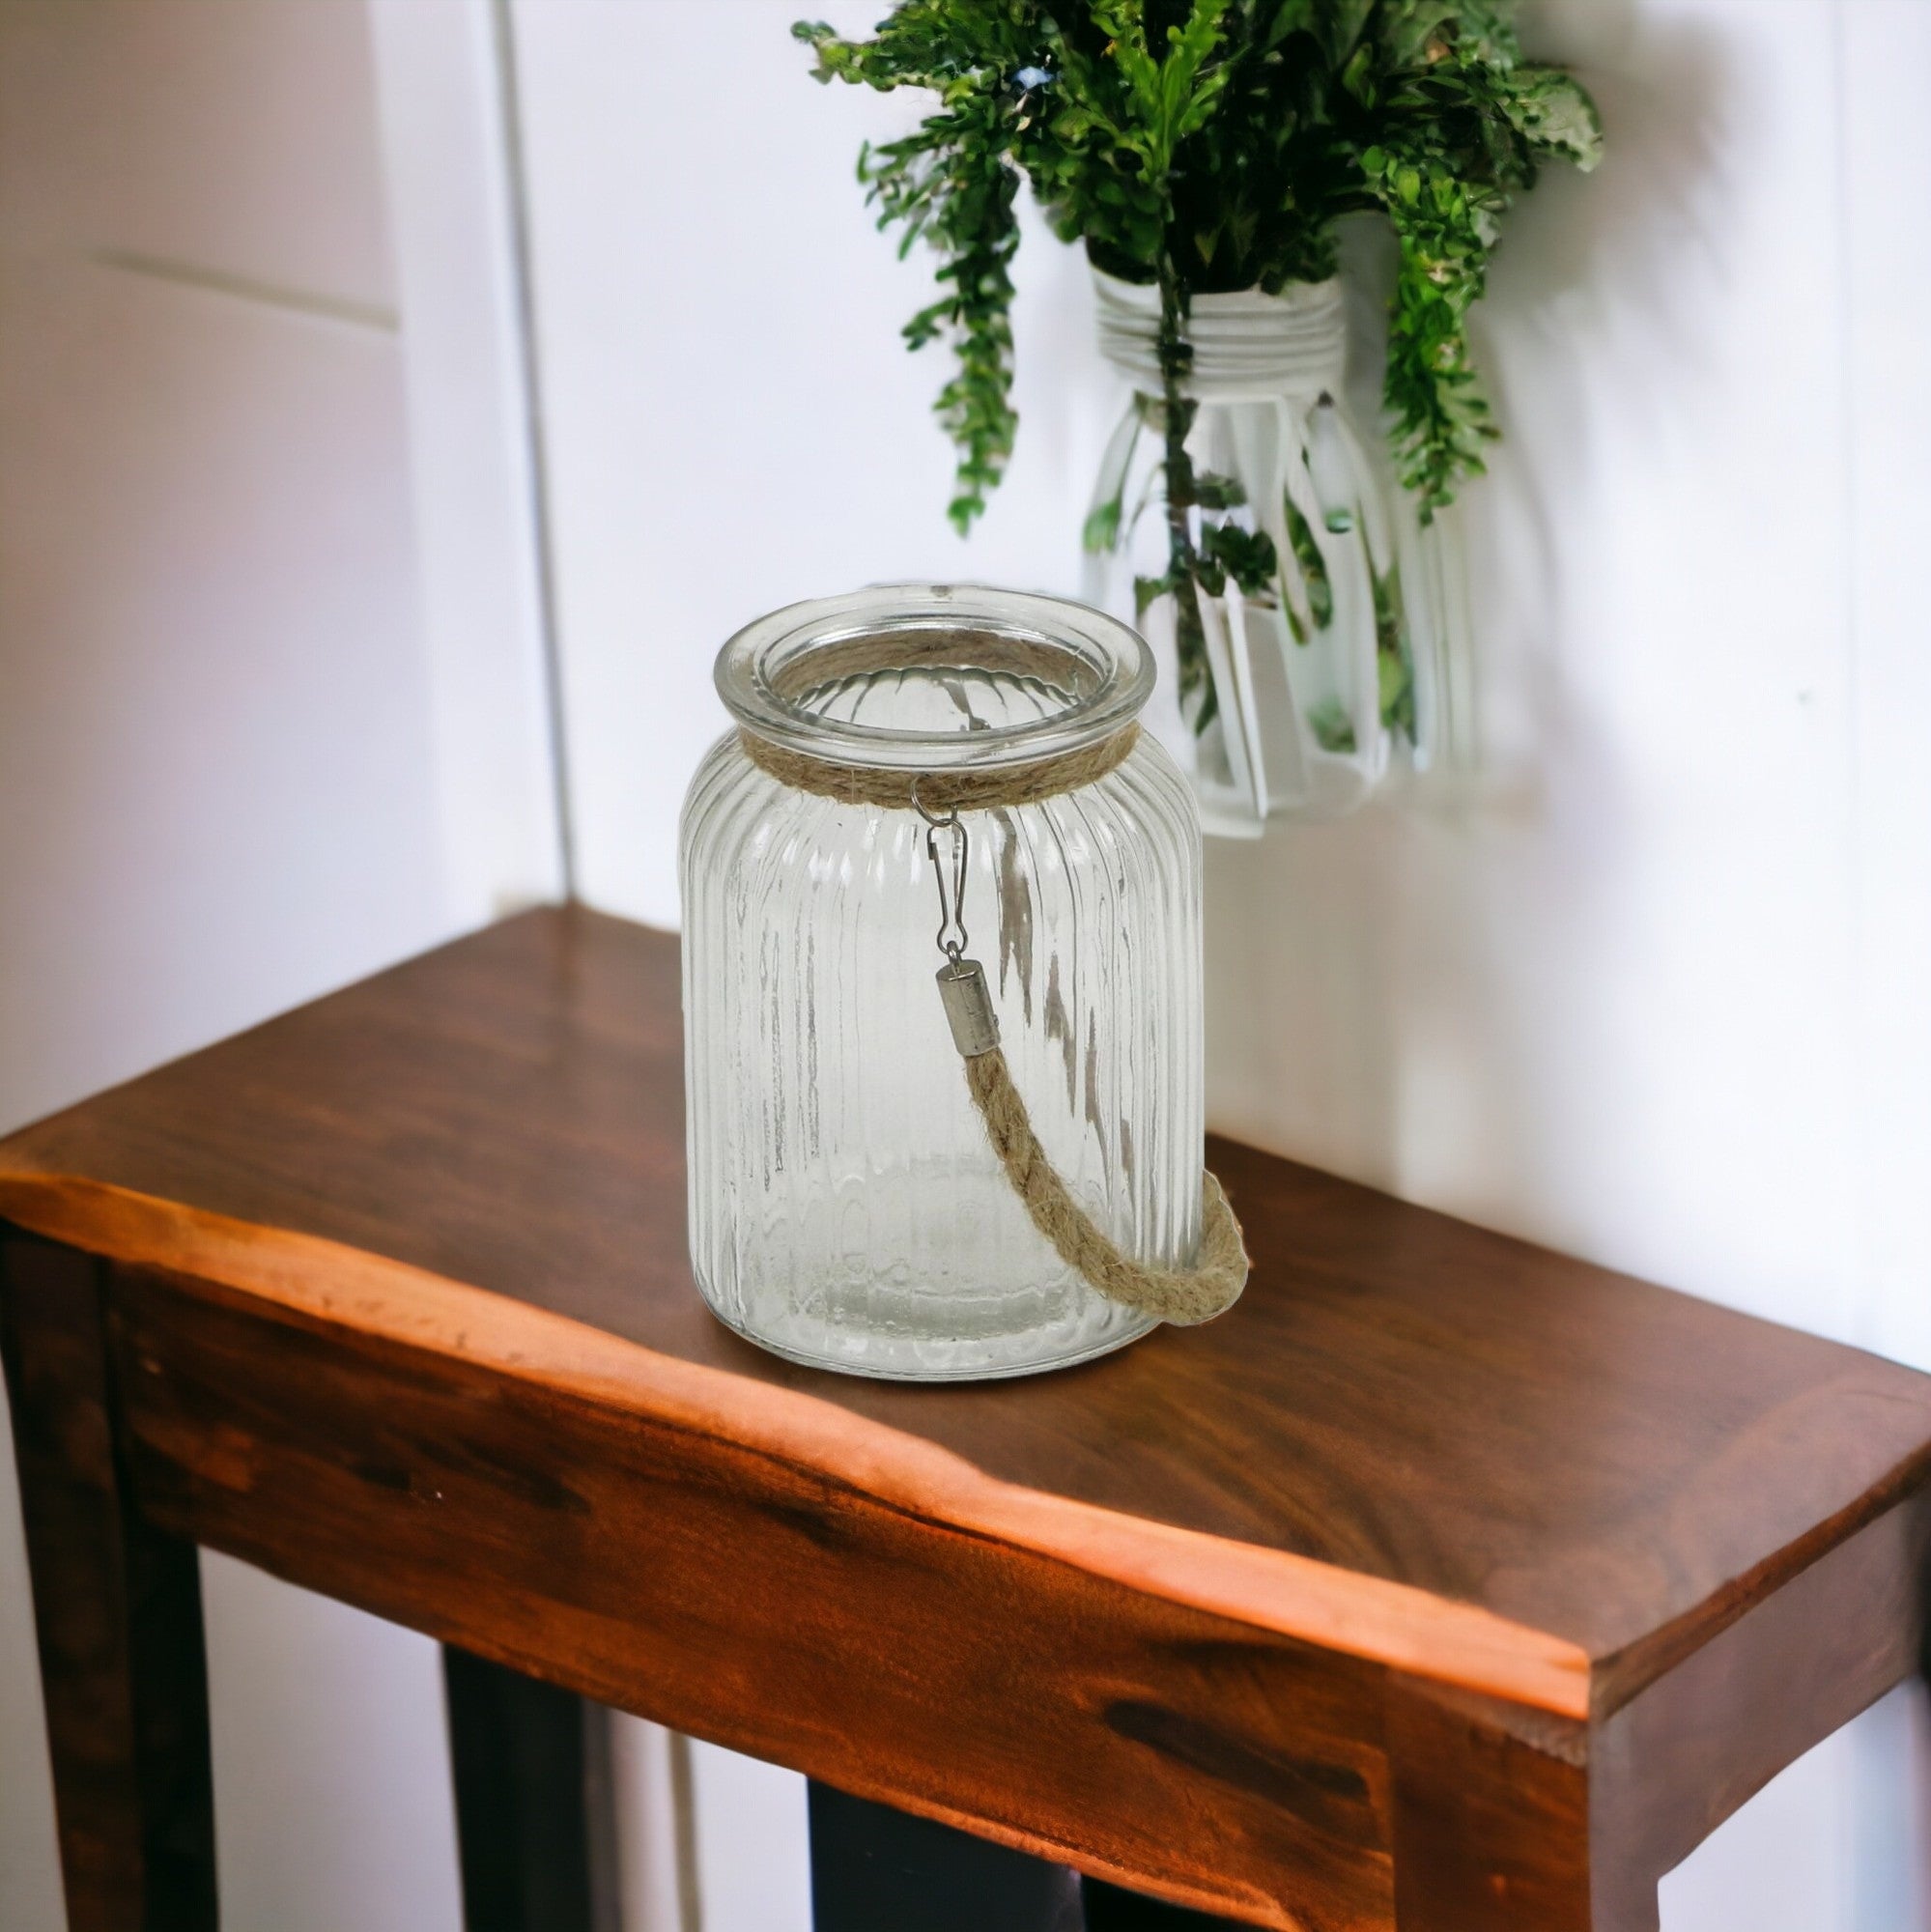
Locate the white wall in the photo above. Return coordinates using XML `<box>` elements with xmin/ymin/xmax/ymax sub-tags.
<box><xmin>509</xmin><ymin>0</ymin><xmax>1112</xmax><ymax>923</ymax></box>
<box><xmin>0</xmin><ymin>2</ymin><xmax>555</xmax><ymax>1927</ymax></box>
<box><xmin>510</xmin><ymin>1</ymin><xmax>1931</xmax><ymax>1927</ymax></box>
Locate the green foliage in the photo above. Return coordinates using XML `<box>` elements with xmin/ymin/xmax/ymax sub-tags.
<box><xmin>1083</xmin><ymin>492</ymin><xmax>1126</xmax><ymax>553</ymax></box>
<box><xmin>1306</xmin><ymin>695</ymin><xmax>1358</xmax><ymax>754</ymax></box>
<box><xmin>1373</xmin><ymin>561</ymin><xmax>1415</xmax><ymax>740</ymax></box>
<box><xmin>796</xmin><ymin>0</ymin><xmax>1598</xmax><ymax>709</ymax></box>
<box><xmin>1191</xmin><ymin>470</ymin><xmax>1247</xmax><ymax>510</ymax></box>
<box><xmin>1198</xmin><ymin>520</ymin><xmax>1280</xmax><ymax>599</ymax></box>
<box><xmin>1281</xmin><ymin>489</ymin><xmax>1333</xmax><ymax>629</ymax></box>
<box><xmin>797</xmin><ymin>2</ymin><xmax>1597</xmax><ymax>514</ymax></box>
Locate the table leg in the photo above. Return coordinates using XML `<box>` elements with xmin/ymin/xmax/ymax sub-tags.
<box><xmin>1082</xmin><ymin>1876</ymin><xmax>1247</xmax><ymax>1926</ymax></box>
<box><xmin>0</xmin><ymin>1233</ymin><xmax>217</xmax><ymax>1932</ymax></box>
<box><xmin>1388</xmin><ymin>1682</ymin><xmax>1596</xmax><ymax>1932</ymax></box>
<box><xmin>808</xmin><ymin>1781</ymin><xmax>1087</xmax><ymax>1932</ymax></box>
<box><xmin>442</xmin><ymin>1645</ymin><xmax>620</xmax><ymax>1932</ymax></box>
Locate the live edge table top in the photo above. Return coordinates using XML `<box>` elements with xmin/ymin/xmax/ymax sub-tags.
<box><xmin>4</xmin><ymin>905</ymin><xmax>1929</xmax><ymax>1931</ymax></box>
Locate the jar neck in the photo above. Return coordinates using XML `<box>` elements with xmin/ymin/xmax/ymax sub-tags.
<box><xmin>1092</xmin><ymin>268</ymin><xmax>1348</xmax><ymax>403</ymax></box>
<box><xmin>716</xmin><ymin>585</ymin><xmax>1153</xmax><ymax>776</ymax></box>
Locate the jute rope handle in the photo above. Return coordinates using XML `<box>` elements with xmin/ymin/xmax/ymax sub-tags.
<box><xmin>960</xmin><ymin>1049</ymin><xmax>1250</xmax><ymax>1325</ymax></box>
<box><xmin>740</xmin><ymin>724</ymin><xmax>1250</xmax><ymax>1327</ymax></box>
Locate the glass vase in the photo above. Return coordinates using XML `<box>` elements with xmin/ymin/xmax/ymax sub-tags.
<box><xmin>1081</xmin><ymin>267</ymin><xmax>1472</xmax><ymax>836</ymax></box>
<box><xmin>680</xmin><ymin>583</ymin><xmax>1203</xmax><ymax>1380</ymax></box>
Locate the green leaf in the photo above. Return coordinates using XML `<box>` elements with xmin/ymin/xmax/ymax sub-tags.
<box><xmin>1282</xmin><ymin>489</ymin><xmax>1333</xmax><ymax>628</ymax></box>
<box><xmin>1377</xmin><ymin>637</ymin><xmax>1415</xmax><ymax>740</ymax></box>
<box><xmin>1202</xmin><ymin>522</ymin><xmax>1281</xmax><ymax>601</ymax></box>
<box><xmin>1083</xmin><ymin>496</ymin><xmax>1123</xmax><ymax>554</ymax></box>
<box><xmin>1509</xmin><ymin>69</ymin><xmax>1605</xmax><ymax>170</ymax></box>
<box><xmin>1192</xmin><ymin>470</ymin><xmax>1248</xmax><ymax>510</ymax></box>
<box><xmin>1342</xmin><ymin>45</ymin><xmax>1376</xmax><ymax>104</ymax></box>
<box><xmin>1265</xmin><ymin>0</ymin><xmax>1317</xmax><ymax>50</ymax></box>
<box><xmin>1307</xmin><ymin>696</ymin><xmax>1357</xmax><ymax>754</ymax></box>
<box><xmin>1374</xmin><ymin>564</ymin><xmax>1417</xmax><ymax>739</ymax></box>
<box><xmin>1134</xmin><ymin>572</ymin><xmax>1175</xmax><ymax>619</ymax></box>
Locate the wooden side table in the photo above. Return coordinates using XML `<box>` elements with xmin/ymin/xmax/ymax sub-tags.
<box><xmin>2</xmin><ymin>906</ymin><xmax>1926</xmax><ymax>1932</ymax></box>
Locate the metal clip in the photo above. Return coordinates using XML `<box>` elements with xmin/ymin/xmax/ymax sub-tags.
<box><xmin>923</xmin><ymin>809</ymin><xmax>970</xmax><ymax>964</ymax></box>
<box><xmin>913</xmin><ymin>778</ymin><xmax>995</xmax><ymax>1053</ymax></box>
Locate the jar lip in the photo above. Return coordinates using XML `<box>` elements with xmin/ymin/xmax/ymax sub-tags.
<box><xmin>716</xmin><ymin>583</ymin><xmax>1156</xmax><ymax>773</ymax></box>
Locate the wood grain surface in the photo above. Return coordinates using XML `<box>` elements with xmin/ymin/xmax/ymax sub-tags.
<box><xmin>3</xmin><ymin>907</ymin><xmax>1925</xmax><ymax>1710</ymax></box>
<box><xmin>96</xmin><ymin>1248</ymin><xmax>1688</xmax><ymax>1930</ymax></box>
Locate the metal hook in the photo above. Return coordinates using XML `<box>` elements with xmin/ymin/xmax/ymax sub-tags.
<box><xmin>908</xmin><ymin>773</ymin><xmax>950</xmax><ymax>829</ymax></box>
<box><xmin>909</xmin><ymin>776</ymin><xmax>970</xmax><ymax>959</ymax></box>
<box><xmin>924</xmin><ymin>811</ymin><xmax>970</xmax><ymax>963</ymax></box>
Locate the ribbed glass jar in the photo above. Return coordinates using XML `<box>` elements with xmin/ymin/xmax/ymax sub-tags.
<box><xmin>1082</xmin><ymin>268</ymin><xmax>1473</xmax><ymax>836</ymax></box>
<box><xmin>680</xmin><ymin>583</ymin><xmax>1203</xmax><ymax>1380</ymax></box>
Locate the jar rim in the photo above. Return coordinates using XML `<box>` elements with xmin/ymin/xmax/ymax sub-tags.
<box><xmin>716</xmin><ymin>583</ymin><xmax>1155</xmax><ymax>773</ymax></box>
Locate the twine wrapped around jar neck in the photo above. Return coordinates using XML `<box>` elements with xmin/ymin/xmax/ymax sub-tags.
<box><xmin>737</xmin><ymin>721</ymin><xmax>1140</xmax><ymax>814</ymax></box>
<box><xmin>1092</xmin><ymin>266</ymin><xmax>1349</xmax><ymax>404</ymax></box>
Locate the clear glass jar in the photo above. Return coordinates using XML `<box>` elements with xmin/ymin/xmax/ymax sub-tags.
<box><xmin>681</xmin><ymin>583</ymin><xmax>1203</xmax><ymax>1380</ymax></box>
<box><xmin>1081</xmin><ymin>268</ymin><xmax>1472</xmax><ymax>836</ymax></box>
